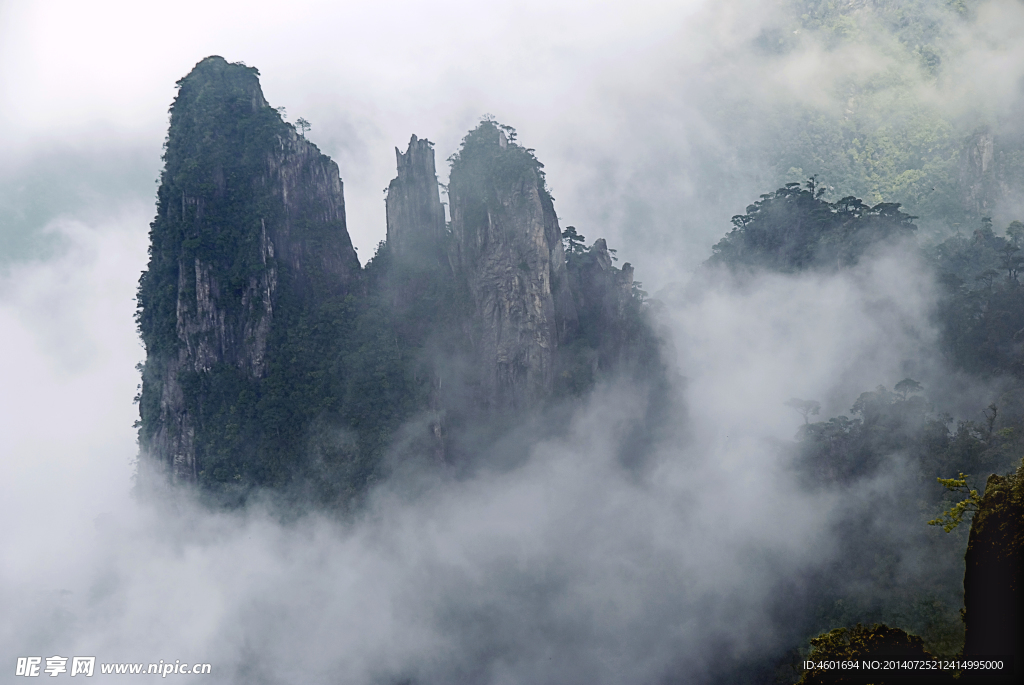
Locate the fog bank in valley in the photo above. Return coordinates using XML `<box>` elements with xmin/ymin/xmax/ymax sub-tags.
<box><xmin>1</xmin><ymin>219</ymin><xmax>963</xmax><ymax>681</ymax></box>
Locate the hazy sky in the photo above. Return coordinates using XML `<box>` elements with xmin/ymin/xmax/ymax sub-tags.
<box><xmin>4</xmin><ymin>0</ymin><xmax>1024</xmax><ymax>274</ymax></box>
<box><xmin>0</xmin><ymin>0</ymin><xmax>713</xmax><ymax>273</ymax></box>
<box><xmin>2</xmin><ymin>1</ymin><xmax>1023</xmax><ymax>682</ymax></box>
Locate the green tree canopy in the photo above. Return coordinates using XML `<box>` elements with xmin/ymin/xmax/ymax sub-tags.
<box><xmin>708</xmin><ymin>179</ymin><xmax>917</xmax><ymax>272</ymax></box>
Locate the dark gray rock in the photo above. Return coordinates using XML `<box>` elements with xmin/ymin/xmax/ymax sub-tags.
<box><xmin>386</xmin><ymin>135</ymin><xmax>448</xmax><ymax>271</ymax></box>
<box><xmin>138</xmin><ymin>56</ymin><xmax>359</xmax><ymax>484</ymax></box>
<box><xmin>447</xmin><ymin>126</ymin><xmax>577</xmax><ymax>410</ymax></box>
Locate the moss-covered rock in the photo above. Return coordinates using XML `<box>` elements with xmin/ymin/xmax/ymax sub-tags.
<box><xmin>962</xmin><ymin>462</ymin><xmax>1024</xmax><ymax>683</ymax></box>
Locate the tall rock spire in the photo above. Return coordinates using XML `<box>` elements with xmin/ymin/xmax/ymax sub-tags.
<box><xmin>447</xmin><ymin>121</ymin><xmax>577</xmax><ymax>410</ymax></box>
<box><xmin>386</xmin><ymin>135</ymin><xmax>448</xmax><ymax>270</ymax></box>
<box><xmin>136</xmin><ymin>56</ymin><xmax>360</xmax><ymax>484</ymax></box>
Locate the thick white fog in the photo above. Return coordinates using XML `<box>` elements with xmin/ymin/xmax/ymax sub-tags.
<box><xmin>3</xmin><ymin>0</ymin><xmax>1023</xmax><ymax>682</ymax></box>
<box><xmin>1</xmin><ymin>216</ymin><xmax>946</xmax><ymax>683</ymax></box>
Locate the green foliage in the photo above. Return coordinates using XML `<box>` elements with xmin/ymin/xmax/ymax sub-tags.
<box><xmin>135</xmin><ymin>57</ymin><xmax>436</xmax><ymax>506</ymax></box>
<box><xmin>557</xmin><ymin>238</ymin><xmax>662</xmax><ymax>397</ymax></box>
<box><xmin>771</xmin><ymin>104</ymin><xmax>963</xmax><ymax>229</ymax></box>
<box><xmin>138</xmin><ymin>96</ymin><xmax>666</xmax><ymax>504</ymax></box>
<box><xmin>790</xmin><ymin>380</ymin><xmax>1021</xmax><ymax>659</ymax></box>
<box><xmin>702</xmin><ymin>176</ymin><xmax>1024</xmax><ymax>679</ymax></box>
<box><xmin>709</xmin><ymin>179</ymin><xmax>1024</xmax><ymax>382</ymax></box>
<box><xmin>796</xmin><ymin>379</ymin><xmax>1021</xmax><ymax>495</ymax></box>
<box><xmin>708</xmin><ymin>178</ymin><xmax>917</xmax><ymax>272</ymax></box>
<box><xmin>797</xmin><ymin>623</ymin><xmax>951</xmax><ymax>684</ymax></box>
<box><xmin>928</xmin><ymin>472</ymin><xmax>981</xmax><ymax>532</ymax></box>
<box><xmin>178</xmin><ymin>232</ymin><xmax>482</xmax><ymax>503</ymax></box>
<box><xmin>176</xmin><ymin>284</ymin><xmax>427</xmax><ymax>503</ymax></box>
<box><xmin>789</xmin><ymin>0</ymin><xmax>972</xmax><ymax>58</ymax></box>
<box><xmin>745</xmin><ymin>1</ymin><xmax>995</xmax><ymax>234</ymax></box>
<box><xmin>963</xmin><ymin>456</ymin><xmax>1024</xmax><ymax>543</ymax></box>
<box><xmin>797</xmin><ymin>382</ymin><xmax>944</xmax><ymax>485</ymax></box>
<box><xmin>931</xmin><ymin>218</ymin><xmax>1024</xmax><ymax>377</ymax></box>
<box><xmin>137</xmin><ymin>56</ymin><xmax>294</xmax><ymax>359</ymax></box>
<box><xmin>446</xmin><ymin>119</ymin><xmax>664</xmax><ymax>403</ymax></box>
<box><xmin>894</xmin><ymin>378</ymin><xmax>923</xmax><ymax>400</ymax></box>
<box><xmin>448</xmin><ymin>119</ymin><xmax>549</xmax><ymax>204</ymax></box>
<box><xmin>561</xmin><ymin>225</ymin><xmax>586</xmax><ymax>258</ymax></box>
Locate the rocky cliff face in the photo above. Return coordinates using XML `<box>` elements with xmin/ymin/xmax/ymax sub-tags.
<box><xmin>447</xmin><ymin>122</ymin><xmax>577</xmax><ymax>410</ymax></box>
<box><xmin>138</xmin><ymin>60</ymin><xmax>657</xmax><ymax>493</ymax></box>
<box><xmin>380</xmin><ymin>135</ymin><xmax>460</xmax><ymax>464</ymax></box>
<box><xmin>136</xmin><ymin>56</ymin><xmax>359</xmax><ymax>484</ymax></box>
<box><xmin>960</xmin><ymin>129</ymin><xmax>997</xmax><ymax>220</ymax></box>
<box><xmin>377</xmin><ymin>123</ymin><xmax>658</xmax><ymax>464</ymax></box>
<box><xmin>957</xmin><ymin>127</ymin><xmax>1024</xmax><ymax>227</ymax></box>
<box><xmin>386</xmin><ymin>135</ymin><xmax>448</xmax><ymax>271</ymax></box>
<box><xmin>962</xmin><ymin>467</ymin><xmax>1024</xmax><ymax>682</ymax></box>
<box><xmin>569</xmin><ymin>238</ymin><xmax>635</xmax><ymax>361</ymax></box>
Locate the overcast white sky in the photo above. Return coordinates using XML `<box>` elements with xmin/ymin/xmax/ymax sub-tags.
<box><xmin>0</xmin><ymin>0</ymin><xmax>723</xmax><ymax>274</ymax></box>
<box><xmin>4</xmin><ymin>0</ymin><xmax>1024</xmax><ymax>275</ymax></box>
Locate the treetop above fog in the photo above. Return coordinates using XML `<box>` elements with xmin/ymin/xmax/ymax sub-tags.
<box><xmin>708</xmin><ymin>178</ymin><xmax>918</xmax><ymax>272</ymax></box>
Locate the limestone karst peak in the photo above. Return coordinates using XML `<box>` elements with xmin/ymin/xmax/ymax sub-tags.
<box><xmin>138</xmin><ymin>63</ymin><xmax>661</xmax><ymax>499</ymax></box>
<box><xmin>386</xmin><ymin>134</ymin><xmax>447</xmax><ymax>268</ymax></box>
<box><xmin>394</xmin><ymin>135</ymin><xmax>437</xmax><ymax>180</ymax></box>
<box><xmin>136</xmin><ymin>57</ymin><xmax>358</xmax><ymax>486</ymax></box>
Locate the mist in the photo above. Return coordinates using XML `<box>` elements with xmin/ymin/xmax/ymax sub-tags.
<box><xmin>4</xmin><ymin>0</ymin><xmax>1023</xmax><ymax>682</ymax></box>
<box><xmin>1</xmin><ymin>228</ymin><xmax>945</xmax><ymax>683</ymax></box>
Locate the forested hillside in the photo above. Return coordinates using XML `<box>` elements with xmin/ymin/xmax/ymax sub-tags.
<box><xmin>707</xmin><ymin>174</ymin><xmax>1024</xmax><ymax>682</ymax></box>
<box><xmin>739</xmin><ymin>0</ymin><xmax>1024</xmax><ymax>237</ymax></box>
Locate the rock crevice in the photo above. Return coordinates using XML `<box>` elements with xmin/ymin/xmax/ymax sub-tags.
<box><xmin>137</xmin><ymin>56</ymin><xmax>359</xmax><ymax>483</ymax></box>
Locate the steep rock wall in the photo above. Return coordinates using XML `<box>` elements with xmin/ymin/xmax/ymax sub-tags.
<box><xmin>385</xmin><ymin>135</ymin><xmax>448</xmax><ymax>270</ymax></box>
<box><xmin>137</xmin><ymin>56</ymin><xmax>359</xmax><ymax>484</ymax></box>
<box><xmin>447</xmin><ymin>123</ymin><xmax>577</xmax><ymax>410</ymax></box>
<box><xmin>567</xmin><ymin>238</ymin><xmax>636</xmax><ymax>369</ymax></box>
<box><xmin>962</xmin><ymin>468</ymin><xmax>1024</xmax><ymax>683</ymax></box>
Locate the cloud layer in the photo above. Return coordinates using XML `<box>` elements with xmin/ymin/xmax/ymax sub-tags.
<box><xmin>1</xmin><ymin>213</ymin><xmax>953</xmax><ymax>682</ymax></box>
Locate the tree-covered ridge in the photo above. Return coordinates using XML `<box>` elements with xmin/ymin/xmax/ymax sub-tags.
<box><xmin>707</xmin><ymin>178</ymin><xmax>917</xmax><ymax>271</ymax></box>
<box><xmin>787</xmin><ymin>384</ymin><xmax>1024</xmax><ymax>680</ymax></box>
<box><xmin>789</xmin><ymin>382</ymin><xmax>975</xmax><ymax>658</ymax></box>
<box><xmin>931</xmin><ymin>219</ymin><xmax>1024</xmax><ymax>377</ymax></box>
<box><xmin>763</xmin><ymin>103</ymin><xmax>965</xmax><ymax>232</ymax></box>
<box><xmin>738</xmin><ymin>0</ymin><xmax>1024</xmax><ymax>235</ymax></box>
<box><xmin>786</xmin><ymin>0</ymin><xmax>976</xmax><ymax>55</ymax></box>
<box><xmin>701</xmin><ymin>178</ymin><xmax>1024</xmax><ymax>672</ymax></box>
<box><xmin>708</xmin><ymin>172</ymin><xmax>1024</xmax><ymax>381</ymax></box>
<box><xmin>135</xmin><ymin>57</ymin><xmax>390</xmax><ymax>500</ymax></box>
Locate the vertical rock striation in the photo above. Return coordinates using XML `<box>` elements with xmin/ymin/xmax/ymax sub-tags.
<box><xmin>382</xmin><ymin>134</ymin><xmax>459</xmax><ymax>463</ymax></box>
<box><xmin>138</xmin><ymin>60</ymin><xmax>658</xmax><ymax>493</ymax></box>
<box><xmin>385</xmin><ymin>135</ymin><xmax>448</xmax><ymax>271</ymax></box>
<box><xmin>447</xmin><ymin>121</ymin><xmax>577</xmax><ymax>410</ymax></box>
<box><xmin>569</xmin><ymin>239</ymin><xmax>635</xmax><ymax>341</ymax></box>
<box><xmin>960</xmin><ymin>129</ymin><xmax>997</xmax><ymax>220</ymax></box>
<box><xmin>136</xmin><ymin>56</ymin><xmax>359</xmax><ymax>484</ymax></box>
